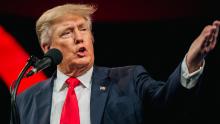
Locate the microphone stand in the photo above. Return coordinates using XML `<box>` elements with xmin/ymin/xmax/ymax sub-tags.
<box><xmin>10</xmin><ymin>55</ymin><xmax>38</xmax><ymax>124</ymax></box>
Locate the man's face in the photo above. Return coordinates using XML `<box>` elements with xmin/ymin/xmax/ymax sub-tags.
<box><xmin>46</xmin><ymin>14</ymin><xmax>94</xmax><ymax>74</ymax></box>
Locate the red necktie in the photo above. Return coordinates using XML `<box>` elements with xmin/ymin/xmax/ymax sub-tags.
<box><xmin>60</xmin><ymin>77</ymin><xmax>80</xmax><ymax>124</ymax></box>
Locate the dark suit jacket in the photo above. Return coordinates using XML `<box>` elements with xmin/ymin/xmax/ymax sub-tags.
<box><xmin>16</xmin><ymin>65</ymin><xmax>197</xmax><ymax>124</ymax></box>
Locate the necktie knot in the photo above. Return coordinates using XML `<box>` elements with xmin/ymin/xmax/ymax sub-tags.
<box><xmin>66</xmin><ymin>77</ymin><xmax>80</xmax><ymax>88</ymax></box>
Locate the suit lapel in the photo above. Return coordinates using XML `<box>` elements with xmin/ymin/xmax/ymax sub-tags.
<box><xmin>34</xmin><ymin>75</ymin><xmax>55</xmax><ymax>124</ymax></box>
<box><xmin>31</xmin><ymin>67</ymin><xmax>111</xmax><ymax>124</ymax></box>
<box><xmin>90</xmin><ymin>66</ymin><xmax>111</xmax><ymax>124</ymax></box>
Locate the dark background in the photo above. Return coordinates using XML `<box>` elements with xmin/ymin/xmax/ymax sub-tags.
<box><xmin>0</xmin><ymin>0</ymin><xmax>219</xmax><ymax>123</ymax></box>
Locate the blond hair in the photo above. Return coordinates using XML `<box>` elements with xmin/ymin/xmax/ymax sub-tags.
<box><xmin>36</xmin><ymin>3</ymin><xmax>96</xmax><ymax>44</ymax></box>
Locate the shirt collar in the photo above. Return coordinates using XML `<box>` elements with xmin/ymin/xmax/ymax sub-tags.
<box><xmin>55</xmin><ymin>66</ymin><xmax>93</xmax><ymax>91</ymax></box>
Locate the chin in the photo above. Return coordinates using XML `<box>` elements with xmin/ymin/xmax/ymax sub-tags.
<box><xmin>76</xmin><ymin>59</ymin><xmax>93</xmax><ymax>67</ymax></box>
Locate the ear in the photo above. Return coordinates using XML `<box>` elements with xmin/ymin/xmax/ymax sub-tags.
<box><xmin>40</xmin><ymin>42</ymin><xmax>50</xmax><ymax>54</ymax></box>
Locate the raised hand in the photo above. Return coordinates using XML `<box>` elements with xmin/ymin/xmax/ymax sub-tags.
<box><xmin>186</xmin><ymin>20</ymin><xmax>220</xmax><ymax>73</ymax></box>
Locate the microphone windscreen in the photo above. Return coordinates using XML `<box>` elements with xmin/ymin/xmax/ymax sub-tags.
<box><xmin>44</xmin><ymin>48</ymin><xmax>63</xmax><ymax>65</ymax></box>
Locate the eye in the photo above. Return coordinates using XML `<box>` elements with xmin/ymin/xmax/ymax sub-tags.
<box><xmin>63</xmin><ymin>31</ymin><xmax>71</xmax><ymax>35</ymax></box>
<box><xmin>80</xmin><ymin>27</ymin><xmax>87</xmax><ymax>31</ymax></box>
<box><xmin>61</xmin><ymin>30</ymin><xmax>72</xmax><ymax>38</ymax></box>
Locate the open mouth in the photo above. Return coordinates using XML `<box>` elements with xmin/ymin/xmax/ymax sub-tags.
<box><xmin>77</xmin><ymin>47</ymin><xmax>87</xmax><ymax>57</ymax></box>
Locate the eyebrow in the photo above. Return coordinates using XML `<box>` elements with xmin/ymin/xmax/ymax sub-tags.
<box><xmin>62</xmin><ymin>22</ymin><xmax>87</xmax><ymax>29</ymax></box>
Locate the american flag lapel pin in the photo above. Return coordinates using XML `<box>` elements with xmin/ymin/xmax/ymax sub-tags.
<box><xmin>100</xmin><ymin>85</ymin><xmax>107</xmax><ymax>91</ymax></box>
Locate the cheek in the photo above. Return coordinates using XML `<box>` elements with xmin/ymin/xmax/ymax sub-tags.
<box><xmin>87</xmin><ymin>36</ymin><xmax>94</xmax><ymax>50</ymax></box>
<box><xmin>87</xmin><ymin>42</ymin><xmax>94</xmax><ymax>53</ymax></box>
<box><xmin>51</xmin><ymin>43</ymin><xmax>77</xmax><ymax>62</ymax></box>
<box><xmin>51</xmin><ymin>39</ymin><xmax>74</xmax><ymax>50</ymax></box>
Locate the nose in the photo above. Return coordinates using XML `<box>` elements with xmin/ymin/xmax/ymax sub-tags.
<box><xmin>74</xmin><ymin>29</ymin><xmax>83</xmax><ymax>44</ymax></box>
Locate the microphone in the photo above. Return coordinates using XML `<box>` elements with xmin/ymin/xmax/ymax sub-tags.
<box><xmin>26</xmin><ymin>48</ymin><xmax>63</xmax><ymax>77</ymax></box>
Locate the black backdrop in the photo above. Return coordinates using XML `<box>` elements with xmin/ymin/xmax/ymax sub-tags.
<box><xmin>0</xmin><ymin>0</ymin><xmax>220</xmax><ymax>123</ymax></box>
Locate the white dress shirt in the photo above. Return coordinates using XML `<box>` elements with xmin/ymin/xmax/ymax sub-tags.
<box><xmin>181</xmin><ymin>57</ymin><xmax>204</xmax><ymax>89</ymax></box>
<box><xmin>50</xmin><ymin>67</ymin><xmax>93</xmax><ymax>124</ymax></box>
<box><xmin>50</xmin><ymin>57</ymin><xmax>204</xmax><ymax>124</ymax></box>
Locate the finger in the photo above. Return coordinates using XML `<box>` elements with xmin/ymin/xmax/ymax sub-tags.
<box><xmin>206</xmin><ymin>34</ymin><xmax>217</xmax><ymax>51</ymax></box>
<box><xmin>209</xmin><ymin>28</ymin><xmax>216</xmax><ymax>41</ymax></box>
<box><xmin>211</xmin><ymin>23</ymin><xmax>219</xmax><ymax>37</ymax></box>
<box><xmin>210</xmin><ymin>29</ymin><xmax>218</xmax><ymax>49</ymax></box>
<box><xmin>202</xmin><ymin>26</ymin><xmax>215</xmax><ymax>45</ymax></box>
<box><xmin>201</xmin><ymin>28</ymin><xmax>215</xmax><ymax>49</ymax></box>
<box><xmin>209</xmin><ymin>21</ymin><xmax>220</xmax><ymax>49</ymax></box>
<box><xmin>213</xmin><ymin>20</ymin><xmax>220</xmax><ymax>27</ymax></box>
<box><xmin>213</xmin><ymin>20</ymin><xmax>220</xmax><ymax>39</ymax></box>
<box><xmin>203</xmin><ymin>25</ymin><xmax>216</xmax><ymax>36</ymax></box>
<box><xmin>203</xmin><ymin>37</ymin><xmax>211</xmax><ymax>48</ymax></box>
<box><xmin>210</xmin><ymin>40</ymin><xmax>217</xmax><ymax>50</ymax></box>
<box><xmin>205</xmin><ymin>37</ymin><xmax>217</xmax><ymax>50</ymax></box>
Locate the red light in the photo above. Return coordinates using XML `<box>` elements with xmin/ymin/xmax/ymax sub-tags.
<box><xmin>0</xmin><ymin>26</ymin><xmax>47</xmax><ymax>94</ymax></box>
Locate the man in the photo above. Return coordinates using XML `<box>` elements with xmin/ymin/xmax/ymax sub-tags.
<box><xmin>16</xmin><ymin>3</ymin><xmax>220</xmax><ymax>124</ymax></box>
